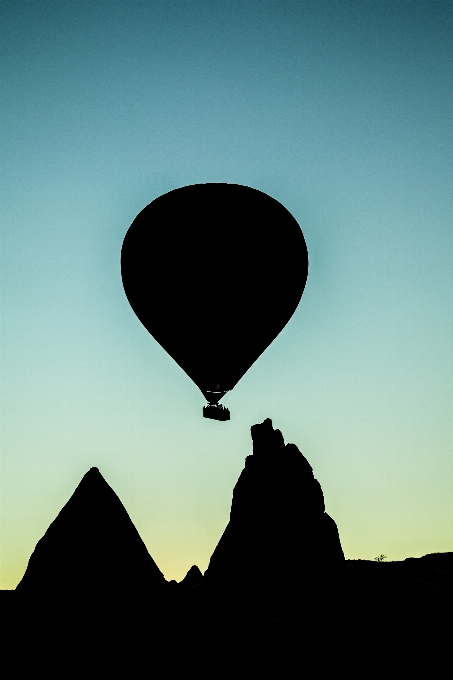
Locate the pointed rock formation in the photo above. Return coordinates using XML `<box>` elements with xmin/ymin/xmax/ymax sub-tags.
<box><xmin>179</xmin><ymin>565</ymin><xmax>203</xmax><ymax>591</ymax></box>
<box><xmin>203</xmin><ymin>418</ymin><xmax>345</xmax><ymax>619</ymax></box>
<box><xmin>16</xmin><ymin>467</ymin><xmax>166</xmax><ymax>599</ymax></box>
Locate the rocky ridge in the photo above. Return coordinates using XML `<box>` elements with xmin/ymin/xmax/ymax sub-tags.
<box><xmin>5</xmin><ymin>419</ymin><xmax>451</xmax><ymax>672</ymax></box>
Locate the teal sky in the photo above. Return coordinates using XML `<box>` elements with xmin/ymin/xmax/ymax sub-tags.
<box><xmin>1</xmin><ymin>0</ymin><xmax>452</xmax><ymax>588</ymax></box>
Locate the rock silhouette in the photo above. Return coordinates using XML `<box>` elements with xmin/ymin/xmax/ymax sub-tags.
<box><xmin>16</xmin><ymin>467</ymin><xmax>166</xmax><ymax>599</ymax></box>
<box><xmin>12</xmin><ymin>468</ymin><xmax>170</xmax><ymax>672</ymax></box>
<box><xmin>202</xmin><ymin>418</ymin><xmax>345</xmax><ymax>620</ymax></box>
<box><xmin>5</xmin><ymin>423</ymin><xmax>452</xmax><ymax>673</ymax></box>
<box><xmin>179</xmin><ymin>564</ymin><xmax>204</xmax><ymax>591</ymax></box>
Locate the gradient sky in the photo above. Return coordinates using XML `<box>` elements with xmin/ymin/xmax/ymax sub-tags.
<box><xmin>1</xmin><ymin>0</ymin><xmax>452</xmax><ymax>589</ymax></box>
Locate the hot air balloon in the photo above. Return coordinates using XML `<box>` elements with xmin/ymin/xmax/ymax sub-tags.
<box><xmin>121</xmin><ymin>183</ymin><xmax>308</xmax><ymax>420</ymax></box>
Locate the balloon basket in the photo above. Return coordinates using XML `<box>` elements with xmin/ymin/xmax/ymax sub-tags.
<box><xmin>203</xmin><ymin>404</ymin><xmax>230</xmax><ymax>421</ymax></box>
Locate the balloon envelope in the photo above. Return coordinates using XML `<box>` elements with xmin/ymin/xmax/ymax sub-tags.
<box><xmin>121</xmin><ymin>183</ymin><xmax>308</xmax><ymax>405</ymax></box>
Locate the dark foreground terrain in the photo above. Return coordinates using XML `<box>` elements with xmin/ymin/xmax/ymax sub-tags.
<box><xmin>2</xmin><ymin>420</ymin><xmax>451</xmax><ymax>673</ymax></box>
<box><xmin>2</xmin><ymin>554</ymin><xmax>451</xmax><ymax>674</ymax></box>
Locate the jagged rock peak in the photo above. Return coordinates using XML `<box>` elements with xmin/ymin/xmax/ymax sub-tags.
<box><xmin>250</xmin><ymin>418</ymin><xmax>285</xmax><ymax>458</ymax></box>
<box><xmin>248</xmin><ymin>418</ymin><xmax>314</xmax><ymax>477</ymax></box>
<box><xmin>204</xmin><ymin>418</ymin><xmax>345</xmax><ymax>601</ymax></box>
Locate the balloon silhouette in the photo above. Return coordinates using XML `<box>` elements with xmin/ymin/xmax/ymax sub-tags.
<box><xmin>121</xmin><ymin>183</ymin><xmax>308</xmax><ymax>420</ymax></box>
